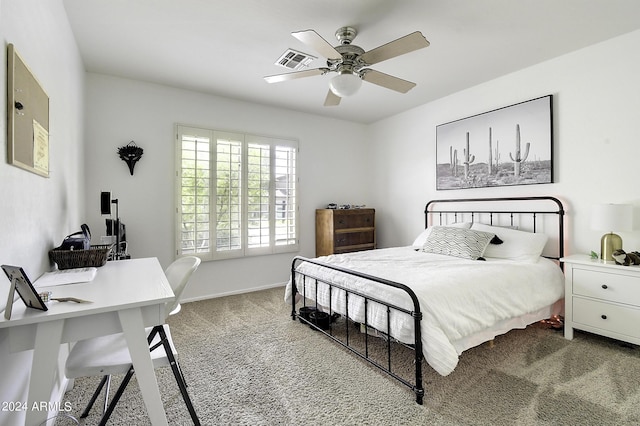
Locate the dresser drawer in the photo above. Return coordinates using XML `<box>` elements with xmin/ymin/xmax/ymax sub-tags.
<box><xmin>573</xmin><ymin>268</ymin><xmax>640</xmax><ymax>306</ymax></box>
<box><xmin>334</xmin><ymin>230</ymin><xmax>375</xmax><ymax>248</ymax></box>
<box><xmin>334</xmin><ymin>211</ymin><xmax>375</xmax><ymax>230</ymax></box>
<box><xmin>573</xmin><ymin>297</ymin><xmax>640</xmax><ymax>339</ymax></box>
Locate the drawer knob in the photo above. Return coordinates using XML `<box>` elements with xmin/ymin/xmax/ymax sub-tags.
<box><xmin>601</xmin><ymin>314</ymin><xmax>608</xmax><ymax>320</ymax></box>
<box><xmin>601</xmin><ymin>284</ymin><xmax>608</xmax><ymax>289</ymax></box>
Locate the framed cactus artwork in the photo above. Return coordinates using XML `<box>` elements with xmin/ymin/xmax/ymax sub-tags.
<box><xmin>435</xmin><ymin>95</ymin><xmax>553</xmax><ymax>190</ymax></box>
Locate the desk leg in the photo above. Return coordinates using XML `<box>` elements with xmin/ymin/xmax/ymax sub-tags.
<box><xmin>118</xmin><ymin>308</ymin><xmax>168</xmax><ymax>426</ymax></box>
<box><xmin>25</xmin><ymin>320</ymin><xmax>63</xmax><ymax>426</ymax></box>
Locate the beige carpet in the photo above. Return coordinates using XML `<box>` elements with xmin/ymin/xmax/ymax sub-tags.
<box><xmin>59</xmin><ymin>287</ymin><xmax>640</xmax><ymax>425</ymax></box>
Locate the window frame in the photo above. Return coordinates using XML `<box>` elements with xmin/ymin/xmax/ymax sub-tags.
<box><xmin>175</xmin><ymin>125</ymin><xmax>299</xmax><ymax>261</ymax></box>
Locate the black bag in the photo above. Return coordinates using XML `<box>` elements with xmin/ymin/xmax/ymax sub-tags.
<box><xmin>59</xmin><ymin>224</ymin><xmax>91</xmax><ymax>251</ymax></box>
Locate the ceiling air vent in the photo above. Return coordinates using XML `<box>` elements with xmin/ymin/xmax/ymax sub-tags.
<box><xmin>275</xmin><ymin>49</ymin><xmax>316</xmax><ymax>71</ymax></box>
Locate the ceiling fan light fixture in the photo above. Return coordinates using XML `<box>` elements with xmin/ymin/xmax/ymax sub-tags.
<box><xmin>329</xmin><ymin>71</ymin><xmax>362</xmax><ymax>97</ymax></box>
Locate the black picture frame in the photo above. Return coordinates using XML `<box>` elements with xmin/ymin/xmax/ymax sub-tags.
<box><xmin>436</xmin><ymin>95</ymin><xmax>553</xmax><ymax>190</ymax></box>
<box><xmin>2</xmin><ymin>265</ymin><xmax>48</xmax><ymax>319</ymax></box>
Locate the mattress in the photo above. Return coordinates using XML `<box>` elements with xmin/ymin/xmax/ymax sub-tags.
<box><xmin>285</xmin><ymin>246</ymin><xmax>565</xmax><ymax>376</ymax></box>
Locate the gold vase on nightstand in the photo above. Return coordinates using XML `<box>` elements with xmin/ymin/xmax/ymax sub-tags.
<box><xmin>591</xmin><ymin>203</ymin><xmax>633</xmax><ymax>262</ymax></box>
<box><xmin>600</xmin><ymin>232</ymin><xmax>623</xmax><ymax>262</ymax></box>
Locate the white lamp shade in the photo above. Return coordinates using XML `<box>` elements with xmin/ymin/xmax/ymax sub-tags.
<box><xmin>329</xmin><ymin>72</ymin><xmax>362</xmax><ymax>97</ymax></box>
<box><xmin>591</xmin><ymin>203</ymin><xmax>633</xmax><ymax>232</ymax></box>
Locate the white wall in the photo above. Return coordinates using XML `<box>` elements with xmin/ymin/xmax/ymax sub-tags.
<box><xmin>369</xmin><ymin>29</ymin><xmax>640</xmax><ymax>257</ymax></box>
<box><xmin>83</xmin><ymin>74</ymin><xmax>370</xmax><ymax>300</ymax></box>
<box><xmin>0</xmin><ymin>0</ymin><xmax>85</xmax><ymax>423</ymax></box>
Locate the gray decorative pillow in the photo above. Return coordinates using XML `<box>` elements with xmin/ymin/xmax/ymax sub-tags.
<box><xmin>421</xmin><ymin>226</ymin><xmax>495</xmax><ymax>260</ymax></box>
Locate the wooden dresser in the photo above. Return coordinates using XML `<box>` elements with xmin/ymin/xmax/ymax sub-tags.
<box><xmin>315</xmin><ymin>208</ymin><xmax>375</xmax><ymax>256</ymax></box>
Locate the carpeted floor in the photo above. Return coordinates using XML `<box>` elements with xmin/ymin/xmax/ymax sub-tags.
<box><xmin>59</xmin><ymin>286</ymin><xmax>640</xmax><ymax>425</ymax></box>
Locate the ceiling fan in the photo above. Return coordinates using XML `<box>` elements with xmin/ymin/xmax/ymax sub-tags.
<box><xmin>264</xmin><ymin>27</ymin><xmax>430</xmax><ymax>106</ymax></box>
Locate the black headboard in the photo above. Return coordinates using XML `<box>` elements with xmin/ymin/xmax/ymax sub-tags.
<box><xmin>424</xmin><ymin>196</ymin><xmax>565</xmax><ymax>265</ymax></box>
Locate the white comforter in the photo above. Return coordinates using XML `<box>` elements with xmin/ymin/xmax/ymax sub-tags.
<box><xmin>285</xmin><ymin>247</ymin><xmax>564</xmax><ymax>376</ymax></box>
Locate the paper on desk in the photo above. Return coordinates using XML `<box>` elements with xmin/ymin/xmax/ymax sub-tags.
<box><xmin>34</xmin><ymin>267</ymin><xmax>97</xmax><ymax>287</ymax></box>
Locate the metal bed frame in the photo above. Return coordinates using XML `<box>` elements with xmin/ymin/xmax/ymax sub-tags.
<box><xmin>290</xmin><ymin>196</ymin><xmax>565</xmax><ymax>405</ymax></box>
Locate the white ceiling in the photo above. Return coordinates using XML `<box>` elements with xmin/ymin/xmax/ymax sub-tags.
<box><xmin>62</xmin><ymin>0</ymin><xmax>640</xmax><ymax>124</ymax></box>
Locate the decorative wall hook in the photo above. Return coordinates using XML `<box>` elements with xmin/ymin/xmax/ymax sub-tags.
<box><xmin>117</xmin><ymin>141</ymin><xmax>144</xmax><ymax>175</ymax></box>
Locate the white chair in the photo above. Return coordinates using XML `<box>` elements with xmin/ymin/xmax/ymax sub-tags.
<box><xmin>65</xmin><ymin>256</ymin><xmax>201</xmax><ymax>425</ymax></box>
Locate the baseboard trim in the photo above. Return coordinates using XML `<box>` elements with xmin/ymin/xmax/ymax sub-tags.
<box><xmin>181</xmin><ymin>282</ymin><xmax>287</xmax><ymax>304</ymax></box>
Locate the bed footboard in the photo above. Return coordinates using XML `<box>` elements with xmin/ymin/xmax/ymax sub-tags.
<box><xmin>290</xmin><ymin>256</ymin><xmax>425</xmax><ymax>405</ymax></box>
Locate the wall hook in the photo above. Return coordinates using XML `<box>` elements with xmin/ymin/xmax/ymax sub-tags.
<box><xmin>117</xmin><ymin>141</ymin><xmax>144</xmax><ymax>175</ymax></box>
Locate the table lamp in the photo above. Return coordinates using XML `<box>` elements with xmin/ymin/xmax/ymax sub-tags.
<box><xmin>591</xmin><ymin>203</ymin><xmax>633</xmax><ymax>261</ymax></box>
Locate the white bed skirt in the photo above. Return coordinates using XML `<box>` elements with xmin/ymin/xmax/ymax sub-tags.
<box><xmin>450</xmin><ymin>298</ymin><xmax>564</xmax><ymax>354</ymax></box>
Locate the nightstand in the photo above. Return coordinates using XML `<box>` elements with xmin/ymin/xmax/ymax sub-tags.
<box><xmin>562</xmin><ymin>254</ymin><xmax>640</xmax><ymax>345</ymax></box>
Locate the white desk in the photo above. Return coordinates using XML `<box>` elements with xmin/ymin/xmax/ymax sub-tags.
<box><xmin>0</xmin><ymin>257</ymin><xmax>174</xmax><ymax>426</ymax></box>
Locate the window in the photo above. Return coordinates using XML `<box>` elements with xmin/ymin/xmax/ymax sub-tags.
<box><xmin>176</xmin><ymin>125</ymin><xmax>298</xmax><ymax>260</ymax></box>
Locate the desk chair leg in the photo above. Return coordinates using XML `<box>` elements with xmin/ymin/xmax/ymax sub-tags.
<box><xmin>157</xmin><ymin>325</ymin><xmax>200</xmax><ymax>425</ymax></box>
<box><xmin>98</xmin><ymin>367</ymin><xmax>135</xmax><ymax>426</ymax></box>
<box><xmin>103</xmin><ymin>375</ymin><xmax>112</xmax><ymax>415</ymax></box>
<box><xmin>83</xmin><ymin>325</ymin><xmax>200</xmax><ymax>426</ymax></box>
<box><xmin>95</xmin><ymin>325</ymin><xmax>200</xmax><ymax>426</ymax></box>
<box><xmin>95</xmin><ymin>327</ymin><xmax>163</xmax><ymax>424</ymax></box>
<box><xmin>174</xmin><ymin>357</ymin><xmax>189</xmax><ymax>389</ymax></box>
<box><xmin>80</xmin><ymin>374</ymin><xmax>111</xmax><ymax>418</ymax></box>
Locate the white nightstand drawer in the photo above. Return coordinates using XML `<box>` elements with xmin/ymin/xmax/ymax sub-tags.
<box><xmin>573</xmin><ymin>268</ymin><xmax>640</xmax><ymax>306</ymax></box>
<box><xmin>573</xmin><ymin>297</ymin><xmax>640</xmax><ymax>339</ymax></box>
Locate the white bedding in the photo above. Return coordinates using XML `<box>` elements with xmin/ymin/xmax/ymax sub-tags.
<box><xmin>285</xmin><ymin>246</ymin><xmax>564</xmax><ymax>376</ymax></box>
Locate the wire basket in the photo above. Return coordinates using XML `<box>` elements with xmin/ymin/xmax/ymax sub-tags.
<box><xmin>49</xmin><ymin>244</ymin><xmax>113</xmax><ymax>270</ymax></box>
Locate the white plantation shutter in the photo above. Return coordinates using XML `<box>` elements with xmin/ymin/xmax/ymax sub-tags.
<box><xmin>176</xmin><ymin>125</ymin><xmax>298</xmax><ymax>260</ymax></box>
<box><xmin>274</xmin><ymin>145</ymin><xmax>297</xmax><ymax>246</ymax></box>
<box><xmin>215</xmin><ymin>133</ymin><xmax>243</xmax><ymax>255</ymax></box>
<box><xmin>246</xmin><ymin>141</ymin><xmax>270</xmax><ymax>250</ymax></box>
<box><xmin>178</xmin><ymin>128</ymin><xmax>211</xmax><ymax>255</ymax></box>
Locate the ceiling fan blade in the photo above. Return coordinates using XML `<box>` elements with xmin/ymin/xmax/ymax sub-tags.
<box><xmin>361</xmin><ymin>69</ymin><xmax>416</xmax><ymax>93</ymax></box>
<box><xmin>360</xmin><ymin>31</ymin><xmax>430</xmax><ymax>65</ymax></box>
<box><xmin>264</xmin><ymin>68</ymin><xmax>327</xmax><ymax>84</ymax></box>
<box><xmin>292</xmin><ymin>30</ymin><xmax>342</xmax><ymax>61</ymax></box>
<box><xmin>324</xmin><ymin>90</ymin><xmax>341</xmax><ymax>106</ymax></box>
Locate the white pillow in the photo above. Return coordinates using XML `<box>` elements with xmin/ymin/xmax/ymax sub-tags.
<box><xmin>421</xmin><ymin>226</ymin><xmax>495</xmax><ymax>260</ymax></box>
<box><xmin>470</xmin><ymin>223</ymin><xmax>548</xmax><ymax>263</ymax></box>
<box><xmin>411</xmin><ymin>222</ymin><xmax>472</xmax><ymax>248</ymax></box>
